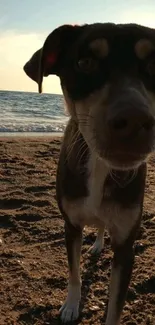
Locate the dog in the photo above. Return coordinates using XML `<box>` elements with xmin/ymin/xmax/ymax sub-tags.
<box><xmin>23</xmin><ymin>23</ymin><xmax>155</xmax><ymax>324</ymax></box>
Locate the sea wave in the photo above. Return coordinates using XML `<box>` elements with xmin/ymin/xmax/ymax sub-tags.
<box><xmin>0</xmin><ymin>121</ymin><xmax>67</xmax><ymax>133</ymax></box>
<box><xmin>0</xmin><ymin>90</ymin><xmax>68</xmax><ymax>133</ymax></box>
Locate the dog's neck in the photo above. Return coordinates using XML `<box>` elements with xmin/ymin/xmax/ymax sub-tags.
<box><xmin>87</xmin><ymin>154</ymin><xmax>109</xmax><ymax>209</ymax></box>
<box><xmin>66</xmin><ymin>120</ymin><xmax>138</xmax><ymax>184</ymax></box>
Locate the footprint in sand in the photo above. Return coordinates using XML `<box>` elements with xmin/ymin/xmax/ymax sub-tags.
<box><xmin>0</xmin><ymin>198</ymin><xmax>28</xmax><ymax>210</ymax></box>
<box><xmin>25</xmin><ymin>185</ymin><xmax>54</xmax><ymax>193</ymax></box>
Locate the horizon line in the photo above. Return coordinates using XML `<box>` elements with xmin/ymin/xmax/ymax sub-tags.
<box><xmin>0</xmin><ymin>89</ymin><xmax>63</xmax><ymax>96</ymax></box>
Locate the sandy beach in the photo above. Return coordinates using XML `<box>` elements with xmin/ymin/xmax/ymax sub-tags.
<box><xmin>0</xmin><ymin>137</ymin><xmax>154</xmax><ymax>325</ymax></box>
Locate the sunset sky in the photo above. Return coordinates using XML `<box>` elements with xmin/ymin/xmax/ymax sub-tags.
<box><xmin>0</xmin><ymin>0</ymin><xmax>155</xmax><ymax>94</ymax></box>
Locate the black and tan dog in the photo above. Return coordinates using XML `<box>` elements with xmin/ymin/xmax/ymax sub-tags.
<box><xmin>24</xmin><ymin>23</ymin><xmax>155</xmax><ymax>324</ymax></box>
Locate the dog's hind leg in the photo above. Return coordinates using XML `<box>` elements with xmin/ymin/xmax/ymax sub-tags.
<box><xmin>60</xmin><ymin>219</ymin><xmax>83</xmax><ymax>323</ymax></box>
<box><xmin>89</xmin><ymin>227</ymin><xmax>105</xmax><ymax>255</ymax></box>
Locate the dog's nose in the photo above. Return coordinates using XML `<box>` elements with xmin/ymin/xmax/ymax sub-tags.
<box><xmin>107</xmin><ymin>108</ymin><xmax>155</xmax><ymax>138</ymax></box>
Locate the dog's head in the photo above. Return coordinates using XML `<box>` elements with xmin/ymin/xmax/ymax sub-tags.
<box><xmin>24</xmin><ymin>23</ymin><xmax>155</xmax><ymax>170</ymax></box>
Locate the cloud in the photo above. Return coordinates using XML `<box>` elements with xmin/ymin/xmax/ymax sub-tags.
<box><xmin>119</xmin><ymin>10</ymin><xmax>155</xmax><ymax>28</ymax></box>
<box><xmin>0</xmin><ymin>30</ymin><xmax>62</xmax><ymax>94</ymax></box>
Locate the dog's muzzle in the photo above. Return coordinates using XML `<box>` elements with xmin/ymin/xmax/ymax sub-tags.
<box><xmin>97</xmin><ymin>86</ymin><xmax>155</xmax><ymax>167</ymax></box>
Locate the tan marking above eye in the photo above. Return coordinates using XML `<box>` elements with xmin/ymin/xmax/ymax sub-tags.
<box><xmin>135</xmin><ymin>38</ymin><xmax>155</xmax><ymax>59</ymax></box>
<box><xmin>90</xmin><ymin>38</ymin><xmax>109</xmax><ymax>58</ymax></box>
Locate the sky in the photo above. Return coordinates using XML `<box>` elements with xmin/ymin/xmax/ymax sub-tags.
<box><xmin>0</xmin><ymin>0</ymin><xmax>155</xmax><ymax>94</ymax></box>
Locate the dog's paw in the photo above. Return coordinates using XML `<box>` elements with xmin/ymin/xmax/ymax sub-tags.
<box><xmin>60</xmin><ymin>301</ymin><xmax>79</xmax><ymax>323</ymax></box>
<box><xmin>60</xmin><ymin>284</ymin><xmax>81</xmax><ymax>323</ymax></box>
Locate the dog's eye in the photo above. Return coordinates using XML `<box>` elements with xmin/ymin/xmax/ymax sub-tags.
<box><xmin>146</xmin><ymin>58</ymin><xmax>155</xmax><ymax>76</ymax></box>
<box><xmin>77</xmin><ymin>57</ymin><xmax>97</xmax><ymax>73</ymax></box>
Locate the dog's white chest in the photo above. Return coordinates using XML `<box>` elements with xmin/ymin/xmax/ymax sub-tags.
<box><xmin>62</xmin><ymin>155</ymin><xmax>140</xmax><ymax>244</ymax></box>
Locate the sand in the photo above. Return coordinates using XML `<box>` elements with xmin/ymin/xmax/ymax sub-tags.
<box><xmin>0</xmin><ymin>137</ymin><xmax>154</xmax><ymax>325</ymax></box>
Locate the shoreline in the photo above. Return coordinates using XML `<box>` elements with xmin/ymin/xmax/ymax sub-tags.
<box><xmin>0</xmin><ymin>132</ymin><xmax>63</xmax><ymax>138</ymax></box>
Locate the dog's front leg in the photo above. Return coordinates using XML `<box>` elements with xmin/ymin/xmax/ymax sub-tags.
<box><xmin>60</xmin><ymin>219</ymin><xmax>83</xmax><ymax>323</ymax></box>
<box><xmin>105</xmin><ymin>241</ymin><xmax>135</xmax><ymax>325</ymax></box>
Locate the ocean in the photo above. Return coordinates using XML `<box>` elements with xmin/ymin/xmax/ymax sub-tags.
<box><xmin>0</xmin><ymin>90</ymin><xmax>69</xmax><ymax>136</ymax></box>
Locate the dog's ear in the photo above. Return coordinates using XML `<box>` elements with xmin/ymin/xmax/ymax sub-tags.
<box><xmin>23</xmin><ymin>48</ymin><xmax>42</xmax><ymax>84</ymax></box>
<box><xmin>23</xmin><ymin>24</ymin><xmax>82</xmax><ymax>93</ymax></box>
